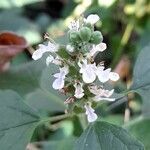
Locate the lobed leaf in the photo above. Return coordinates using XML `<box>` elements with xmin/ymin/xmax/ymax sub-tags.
<box><xmin>125</xmin><ymin>117</ymin><xmax>150</xmax><ymax>150</ymax></box>
<box><xmin>0</xmin><ymin>90</ymin><xmax>40</xmax><ymax>150</ymax></box>
<box><xmin>74</xmin><ymin>121</ymin><xmax>144</xmax><ymax>150</ymax></box>
<box><xmin>131</xmin><ymin>44</ymin><xmax>150</xmax><ymax>116</ymax></box>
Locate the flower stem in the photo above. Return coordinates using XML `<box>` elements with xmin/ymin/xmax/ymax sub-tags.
<box><xmin>39</xmin><ymin>113</ymin><xmax>71</xmax><ymax>125</ymax></box>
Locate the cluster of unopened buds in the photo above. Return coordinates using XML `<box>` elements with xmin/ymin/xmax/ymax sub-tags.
<box><xmin>32</xmin><ymin>14</ymin><xmax>119</xmax><ymax>123</ymax></box>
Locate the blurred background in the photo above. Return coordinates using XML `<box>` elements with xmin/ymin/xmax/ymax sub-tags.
<box><xmin>0</xmin><ymin>0</ymin><xmax>150</xmax><ymax>149</ymax></box>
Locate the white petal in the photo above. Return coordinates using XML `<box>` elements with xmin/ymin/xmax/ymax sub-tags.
<box><xmin>52</xmin><ymin>78</ymin><xmax>64</xmax><ymax>90</ymax></box>
<box><xmin>93</xmin><ymin>96</ymin><xmax>115</xmax><ymax>102</ymax></box>
<box><xmin>109</xmin><ymin>72</ymin><xmax>120</xmax><ymax>81</ymax></box>
<box><xmin>32</xmin><ymin>49</ymin><xmax>44</xmax><ymax>60</ymax></box>
<box><xmin>86</xmin><ymin>14</ymin><xmax>100</xmax><ymax>24</ymax></box>
<box><xmin>47</xmin><ymin>42</ymin><xmax>58</xmax><ymax>52</ymax></box>
<box><xmin>61</xmin><ymin>66</ymin><xmax>69</xmax><ymax>75</ymax></box>
<box><xmin>53</xmin><ymin>73</ymin><xmax>61</xmax><ymax>78</ymax></box>
<box><xmin>84</xmin><ymin>104</ymin><xmax>98</xmax><ymax>122</ymax></box>
<box><xmin>102</xmin><ymin>89</ymin><xmax>114</xmax><ymax>97</ymax></box>
<box><xmin>46</xmin><ymin>55</ymin><xmax>54</xmax><ymax>66</ymax></box>
<box><xmin>66</xmin><ymin>44</ymin><xmax>74</xmax><ymax>52</ymax></box>
<box><xmin>68</xmin><ymin>20</ymin><xmax>79</xmax><ymax>31</ymax></box>
<box><xmin>87</xmin><ymin>112</ymin><xmax>98</xmax><ymax>122</ymax></box>
<box><xmin>95</xmin><ymin>43</ymin><xmax>107</xmax><ymax>52</ymax></box>
<box><xmin>88</xmin><ymin>84</ymin><xmax>100</xmax><ymax>95</ymax></box>
<box><xmin>82</xmin><ymin>66</ymin><xmax>96</xmax><ymax>83</ymax></box>
<box><xmin>97</xmin><ymin>68</ymin><xmax>111</xmax><ymax>83</ymax></box>
<box><xmin>74</xmin><ymin>82</ymin><xmax>84</xmax><ymax>99</ymax></box>
<box><xmin>78</xmin><ymin>60</ymin><xmax>97</xmax><ymax>83</ymax></box>
<box><xmin>74</xmin><ymin>93</ymin><xmax>84</xmax><ymax>99</ymax></box>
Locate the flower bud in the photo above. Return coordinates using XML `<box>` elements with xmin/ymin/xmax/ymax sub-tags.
<box><xmin>90</xmin><ymin>31</ymin><xmax>103</xmax><ymax>44</ymax></box>
<box><xmin>79</xmin><ymin>27</ymin><xmax>92</xmax><ymax>42</ymax></box>
<box><xmin>84</xmin><ymin>23</ymin><xmax>93</xmax><ymax>30</ymax></box>
<box><xmin>69</xmin><ymin>31</ymin><xmax>81</xmax><ymax>43</ymax></box>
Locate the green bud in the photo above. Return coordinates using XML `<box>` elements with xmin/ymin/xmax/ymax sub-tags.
<box><xmin>84</xmin><ymin>23</ymin><xmax>93</xmax><ymax>30</ymax></box>
<box><xmin>90</xmin><ymin>31</ymin><xmax>103</xmax><ymax>44</ymax></box>
<box><xmin>79</xmin><ymin>27</ymin><xmax>92</xmax><ymax>42</ymax></box>
<box><xmin>69</xmin><ymin>31</ymin><xmax>81</xmax><ymax>43</ymax></box>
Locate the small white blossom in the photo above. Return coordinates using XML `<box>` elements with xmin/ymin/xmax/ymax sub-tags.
<box><xmin>93</xmin><ymin>89</ymin><xmax>115</xmax><ymax>102</ymax></box>
<box><xmin>78</xmin><ymin>59</ymin><xmax>97</xmax><ymax>83</ymax></box>
<box><xmin>88</xmin><ymin>43</ymin><xmax>106</xmax><ymax>57</ymax></box>
<box><xmin>32</xmin><ymin>42</ymin><xmax>58</xmax><ymax>60</ymax></box>
<box><xmin>68</xmin><ymin>20</ymin><xmax>79</xmax><ymax>31</ymax></box>
<box><xmin>96</xmin><ymin>67</ymin><xmax>119</xmax><ymax>83</ymax></box>
<box><xmin>109</xmin><ymin>72</ymin><xmax>120</xmax><ymax>81</ymax></box>
<box><xmin>66</xmin><ymin>44</ymin><xmax>74</xmax><ymax>52</ymax></box>
<box><xmin>52</xmin><ymin>66</ymin><xmax>69</xmax><ymax>90</ymax></box>
<box><xmin>91</xmin><ymin>43</ymin><xmax>106</xmax><ymax>55</ymax></box>
<box><xmin>85</xmin><ymin>14</ymin><xmax>100</xmax><ymax>25</ymax></box>
<box><xmin>74</xmin><ymin>82</ymin><xmax>84</xmax><ymax>99</ymax></box>
<box><xmin>97</xmin><ymin>68</ymin><xmax>111</xmax><ymax>83</ymax></box>
<box><xmin>46</xmin><ymin>55</ymin><xmax>62</xmax><ymax>66</ymax></box>
<box><xmin>89</xmin><ymin>85</ymin><xmax>115</xmax><ymax>102</ymax></box>
<box><xmin>84</xmin><ymin>103</ymin><xmax>98</xmax><ymax>123</ymax></box>
<box><xmin>46</xmin><ymin>55</ymin><xmax>54</xmax><ymax>66</ymax></box>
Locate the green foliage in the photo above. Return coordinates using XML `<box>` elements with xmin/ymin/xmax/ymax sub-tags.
<box><xmin>40</xmin><ymin>138</ymin><xmax>76</xmax><ymax>150</ymax></box>
<box><xmin>74</xmin><ymin>121</ymin><xmax>144</xmax><ymax>150</ymax></box>
<box><xmin>0</xmin><ymin>60</ymin><xmax>66</xmax><ymax>114</ymax></box>
<box><xmin>125</xmin><ymin>117</ymin><xmax>150</xmax><ymax>150</ymax></box>
<box><xmin>0</xmin><ymin>0</ymin><xmax>150</xmax><ymax>149</ymax></box>
<box><xmin>0</xmin><ymin>11</ymin><xmax>41</xmax><ymax>44</ymax></box>
<box><xmin>131</xmin><ymin>44</ymin><xmax>150</xmax><ymax>116</ymax></box>
<box><xmin>0</xmin><ymin>90</ymin><xmax>40</xmax><ymax>150</ymax></box>
<box><xmin>0</xmin><ymin>0</ymin><xmax>39</xmax><ymax>8</ymax></box>
<box><xmin>0</xmin><ymin>60</ymin><xmax>45</xmax><ymax>96</ymax></box>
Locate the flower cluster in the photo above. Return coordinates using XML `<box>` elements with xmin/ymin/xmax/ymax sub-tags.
<box><xmin>32</xmin><ymin>14</ymin><xmax>119</xmax><ymax>123</ymax></box>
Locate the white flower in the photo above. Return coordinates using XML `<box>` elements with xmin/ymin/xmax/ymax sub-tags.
<box><xmin>78</xmin><ymin>59</ymin><xmax>97</xmax><ymax>83</ymax></box>
<box><xmin>46</xmin><ymin>55</ymin><xmax>54</xmax><ymax>66</ymax></box>
<box><xmin>68</xmin><ymin>20</ymin><xmax>79</xmax><ymax>31</ymax></box>
<box><xmin>89</xmin><ymin>84</ymin><xmax>115</xmax><ymax>102</ymax></box>
<box><xmin>84</xmin><ymin>103</ymin><xmax>98</xmax><ymax>123</ymax></box>
<box><xmin>46</xmin><ymin>55</ymin><xmax>62</xmax><ymax>66</ymax></box>
<box><xmin>96</xmin><ymin>67</ymin><xmax>120</xmax><ymax>83</ymax></box>
<box><xmin>109</xmin><ymin>72</ymin><xmax>120</xmax><ymax>81</ymax></box>
<box><xmin>90</xmin><ymin>43</ymin><xmax>106</xmax><ymax>56</ymax></box>
<box><xmin>93</xmin><ymin>89</ymin><xmax>115</xmax><ymax>102</ymax></box>
<box><xmin>85</xmin><ymin>14</ymin><xmax>100</xmax><ymax>25</ymax></box>
<box><xmin>66</xmin><ymin>44</ymin><xmax>74</xmax><ymax>52</ymax></box>
<box><xmin>32</xmin><ymin>42</ymin><xmax>58</xmax><ymax>60</ymax></box>
<box><xmin>52</xmin><ymin>66</ymin><xmax>69</xmax><ymax>90</ymax></box>
<box><xmin>97</xmin><ymin>68</ymin><xmax>111</xmax><ymax>83</ymax></box>
<box><xmin>74</xmin><ymin>82</ymin><xmax>84</xmax><ymax>99</ymax></box>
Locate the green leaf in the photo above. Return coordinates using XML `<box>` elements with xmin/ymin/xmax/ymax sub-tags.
<box><xmin>101</xmin><ymin>115</ymin><xmax>124</xmax><ymax>126</ymax></box>
<box><xmin>0</xmin><ymin>0</ymin><xmax>40</xmax><ymax>8</ymax></box>
<box><xmin>0</xmin><ymin>60</ymin><xmax>66</xmax><ymax>114</ymax></box>
<box><xmin>39</xmin><ymin>138</ymin><xmax>76</xmax><ymax>150</ymax></box>
<box><xmin>74</xmin><ymin>121</ymin><xmax>144</xmax><ymax>150</ymax></box>
<box><xmin>0</xmin><ymin>11</ymin><xmax>41</xmax><ymax>44</ymax></box>
<box><xmin>125</xmin><ymin>117</ymin><xmax>150</xmax><ymax>150</ymax></box>
<box><xmin>0</xmin><ymin>90</ymin><xmax>40</xmax><ymax>150</ymax></box>
<box><xmin>0</xmin><ymin>59</ymin><xmax>45</xmax><ymax>96</ymax></box>
<box><xmin>25</xmin><ymin>89</ymin><xmax>65</xmax><ymax>114</ymax></box>
<box><xmin>131</xmin><ymin>44</ymin><xmax>150</xmax><ymax>90</ymax></box>
<box><xmin>131</xmin><ymin>44</ymin><xmax>150</xmax><ymax>116</ymax></box>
